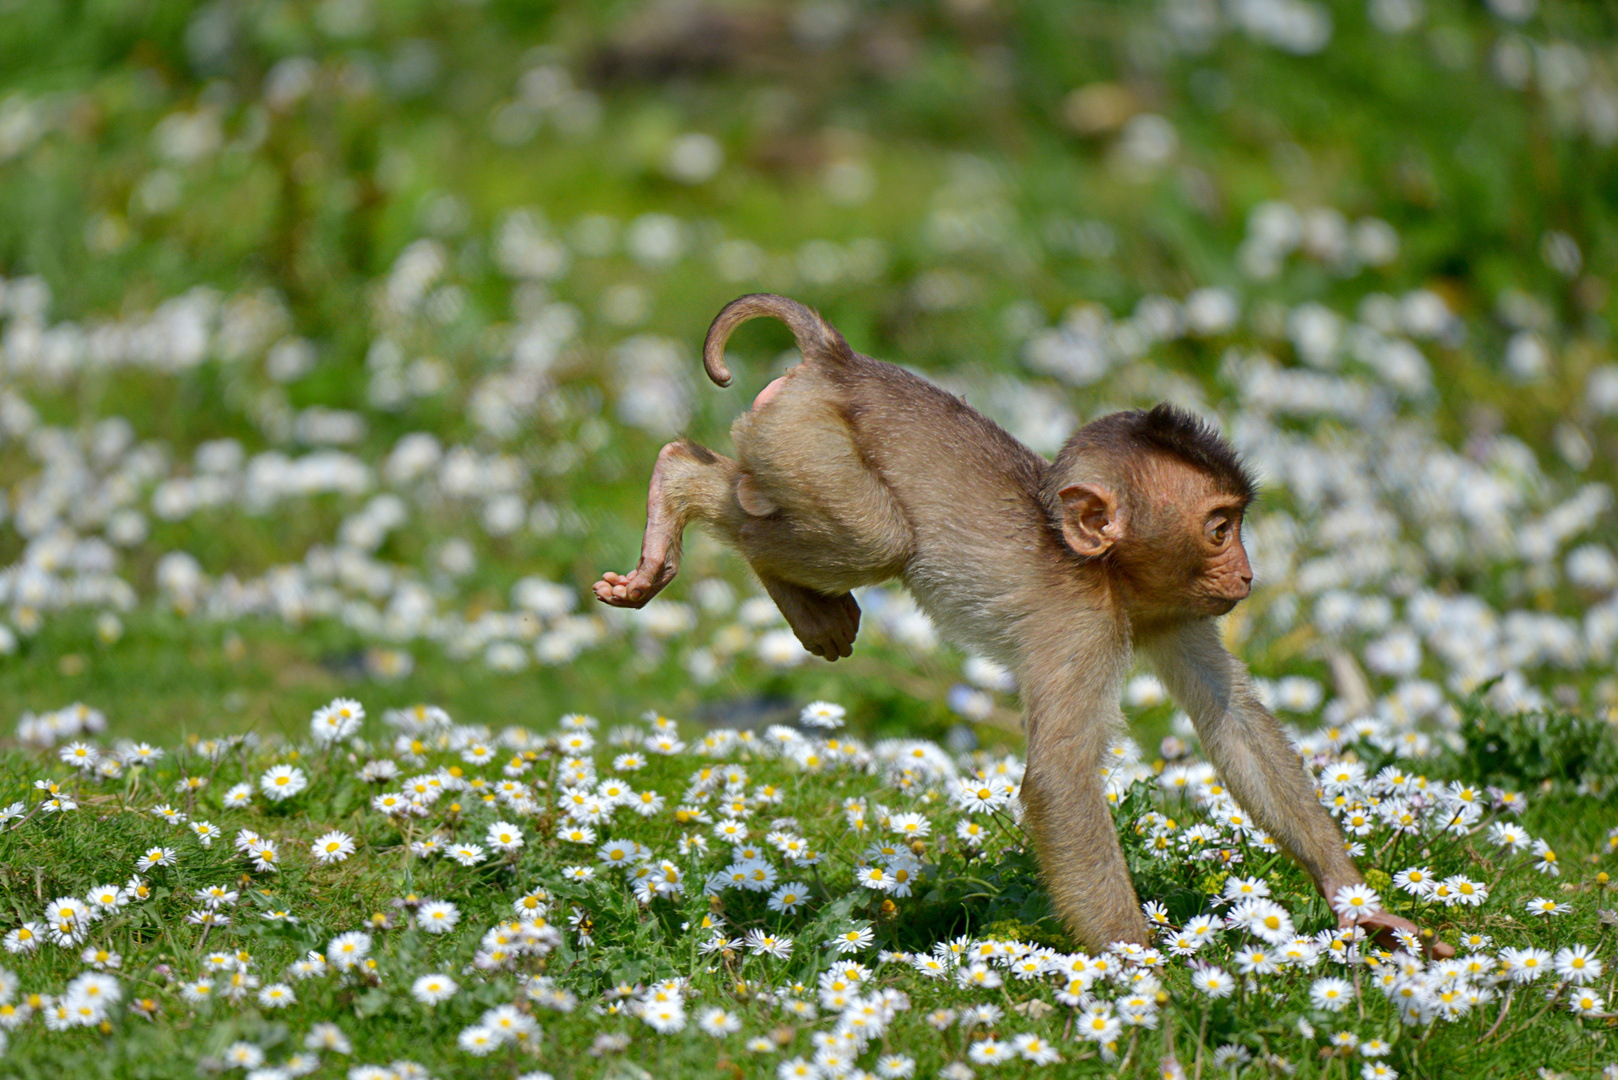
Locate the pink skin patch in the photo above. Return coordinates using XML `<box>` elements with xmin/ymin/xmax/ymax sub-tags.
<box><xmin>753</xmin><ymin>376</ymin><xmax>788</xmax><ymax>410</ymax></box>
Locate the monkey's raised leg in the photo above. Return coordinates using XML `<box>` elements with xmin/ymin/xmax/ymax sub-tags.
<box><xmin>594</xmin><ymin>440</ymin><xmax>735</xmax><ymax>608</ymax></box>
<box><xmin>595</xmin><ymin>434</ymin><xmax>873</xmax><ymax>663</ymax></box>
<box><xmin>759</xmin><ymin>576</ymin><xmax>861</xmax><ymax>661</ymax></box>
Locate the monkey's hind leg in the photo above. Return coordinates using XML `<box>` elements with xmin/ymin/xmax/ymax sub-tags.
<box><xmin>594</xmin><ymin>440</ymin><xmax>734</xmax><ymax>608</ymax></box>
<box><xmin>759</xmin><ymin>576</ymin><xmax>860</xmax><ymax>661</ymax></box>
<box><xmin>723</xmin><ymin>378</ymin><xmax>913</xmax><ymax>662</ymax></box>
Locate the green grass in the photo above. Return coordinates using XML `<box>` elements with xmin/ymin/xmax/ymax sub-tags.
<box><xmin>3</xmin><ymin>0</ymin><xmax>1618</xmax><ymax>1074</ymax></box>
<box><xmin>0</xmin><ymin>700</ymin><xmax>1611</xmax><ymax>1077</ymax></box>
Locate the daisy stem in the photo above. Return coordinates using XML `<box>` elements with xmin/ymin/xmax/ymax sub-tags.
<box><xmin>1425</xmin><ymin>813</ymin><xmax>1491</xmax><ymax>865</ymax></box>
<box><xmin>1193</xmin><ymin>1003</ymin><xmax>1209</xmax><ymax>1080</ymax></box>
<box><xmin>1251</xmin><ymin>851</ymin><xmax>1287</xmax><ymax>878</ymax></box>
<box><xmin>203</xmin><ymin>751</ymin><xmax>224</xmax><ymax>807</ymax></box>
<box><xmin>1485</xmin><ymin>852</ymin><xmax>1528</xmax><ymax>892</ymax></box>
<box><xmin>1493</xmin><ymin>988</ymin><xmax>1558</xmax><ymax>1043</ymax></box>
<box><xmin>1118</xmin><ymin>1028</ymin><xmax>1139</xmax><ymax>1073</ymax></box>
<box><xmin>991</xmin><ymin>808</ymin><xmax>1022</xmax><ymax>847</ymax></box>
<box><xmin>8</xmin><ymin>801</ymin><xmax>45</xmax><ymax>835</ymax></box>
<box><xmin>1478</xmin><ymin>987</ymin><xmax>1513</xmax><ymax>1041</ymax></box>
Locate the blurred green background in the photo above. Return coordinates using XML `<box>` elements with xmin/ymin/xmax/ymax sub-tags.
<box><xmin>1</xmin><ymin>0</ymin><xmax>1615</xmax><ymax>747</ymax></box>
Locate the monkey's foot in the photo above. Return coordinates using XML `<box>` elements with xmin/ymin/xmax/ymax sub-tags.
<box><xmin>762</xmin><ymin>578</ymin><xmax>860</xmax><ymax>661</ymax></box>
<box><xmin>594</xmin><ymin>443</ymin><xmax>691</xmax><ymax>608</ymax></box>
<box><xmin>593</xmin><ymin>564</ymin><xmax>678</xmax><ymax>608</ymax></box>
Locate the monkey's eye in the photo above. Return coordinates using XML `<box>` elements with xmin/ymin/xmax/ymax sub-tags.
<box><xmin>1207</xmin><ymin>519</ymin><xmax>1231</xmax><ymax>546</ymax></box>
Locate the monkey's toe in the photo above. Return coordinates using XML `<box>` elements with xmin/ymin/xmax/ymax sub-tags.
<box><xmin>592</xmin><ymin>571</ymin><xmax>654</xmax><ymax>608</ymax></box>
<box><xmin>798</xmin><ymin>603</ymin><xmax>860</xmax><ymax>661</ymax></box>
<box><xmin>593</xmin><ymin>558</ymin><xmax>680</xmax><ymax>608</ymax></box>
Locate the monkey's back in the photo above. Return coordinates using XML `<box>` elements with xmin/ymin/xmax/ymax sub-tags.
<box><xmin>828</xmin><ymin>353</ymin><xmax>1064</xmax><ymax>665</ymax></box>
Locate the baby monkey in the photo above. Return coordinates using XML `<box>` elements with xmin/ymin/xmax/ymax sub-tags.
<box><xmin>595</xmin><ymin>293</ymin><xmax>1444</xmax><ymax>956</ymax></box>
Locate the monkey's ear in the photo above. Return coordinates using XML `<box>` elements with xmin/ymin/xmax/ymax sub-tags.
<box><xmin>1057</xmin><ymin>483</ymin><xmax>1124</xmax><ymax>557</ymax></box>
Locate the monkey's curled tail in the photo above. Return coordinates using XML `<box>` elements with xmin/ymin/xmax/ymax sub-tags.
<box><xmin>701</xmin><ymin>293</ymin><xmax>854</xmax><ymax>388</ymax></box>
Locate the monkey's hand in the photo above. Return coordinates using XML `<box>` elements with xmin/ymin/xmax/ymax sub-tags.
<box><xmin>1340</xmin><ymin>910</ymin><xmax>1455</xmax><ymax>959</ymax></box>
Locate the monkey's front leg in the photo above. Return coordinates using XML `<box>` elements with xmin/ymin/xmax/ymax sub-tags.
<box><xmin>1019</xmin><ymin>685</ymin><xmax>1149</xmax><ymax>952</ymax></box>
<box><xmin>1144</xmin><ymin>621</ymin><xmax>1453</xmax><ymax>957</ymax></box>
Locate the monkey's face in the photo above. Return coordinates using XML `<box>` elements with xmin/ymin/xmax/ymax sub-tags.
<box><xmin>1107</xmin><ymin>466</ymin><xmax>1253</xmax><ymax>622</ymax></box>
<box><xmin>1191</xmin><ymin>505</ymin><xmax>1253</xmax><ymax>615</ymax></box>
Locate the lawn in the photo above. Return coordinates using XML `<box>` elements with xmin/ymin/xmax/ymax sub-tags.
<box><xmin>1</xmin><ymin>0</ymin><xmax>1617</xmax><ymax>1076</ymax></box>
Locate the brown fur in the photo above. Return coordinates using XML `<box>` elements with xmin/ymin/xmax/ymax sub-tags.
<box><xmin>595</xmin><ymin>294</ymin><xmax>1444</xmax><ymax>955</ymax></box>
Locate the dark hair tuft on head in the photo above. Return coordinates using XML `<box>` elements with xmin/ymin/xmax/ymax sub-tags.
<box><xmin>1132</xmin><ymin>403</ymin><xmax>1255</xmax><ymax>502</ymax></box>
<box><xmin>1044</xmin><ymin>402</ymin><xmax>1257</xmax><ymax>511</ymax></box>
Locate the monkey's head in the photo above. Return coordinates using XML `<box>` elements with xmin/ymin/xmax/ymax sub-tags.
<box><xmin>1044</xmin><ymin>404</ymin><xmax>1257</xmax><ymax>624</ymax></box>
